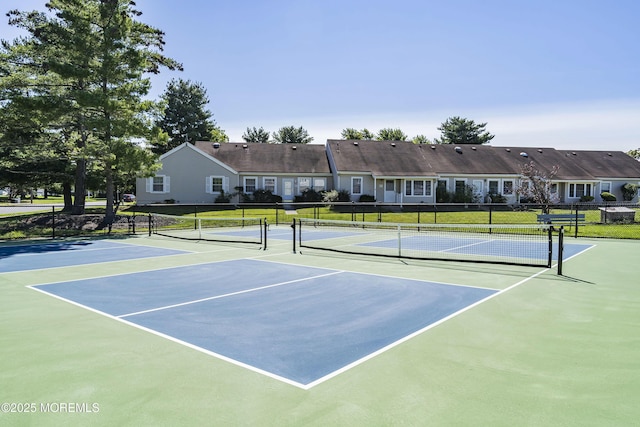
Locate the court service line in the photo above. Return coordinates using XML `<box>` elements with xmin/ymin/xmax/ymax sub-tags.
<box><xmin>304</xmin><ymin>266</ymin><xmax>551</xmax><ymax>389</ymax></box>
<box><xmin>118</xmin><ymin>270</ymin><xmax>344</xmax><ymax>319</ymax></box>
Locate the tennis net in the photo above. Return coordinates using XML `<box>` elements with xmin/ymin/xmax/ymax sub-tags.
<box><xmin>294</xmin><ymin>218</ymin><xmax>554</xmax><ymax>267</ymax></box>
<box><xmin>150</xmin><ymin>213</ymin><xmax>265</xmax><ymax>247</ymax></box>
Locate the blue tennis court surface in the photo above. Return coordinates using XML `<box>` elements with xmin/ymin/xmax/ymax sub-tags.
<box><xmin>0</xmin><ymin>240</ymin><xmax>189</xmax><ymax>273</ymax></box>
<box><xmin>32</xmin><ymin>258</ymin><xmax>497</xmax><ymax>387</ymax></box>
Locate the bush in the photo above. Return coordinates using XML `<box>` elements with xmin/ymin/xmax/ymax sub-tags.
<box><xmin>600</xmin><ymin>192</ymin><xmax>616</xmax><ymax>202</ymax></box>
<box><xmin>358</xmin><ymin>194</ymin><xmax>375</xmax><ymax>202</ymax></box>
<box><xmin>214</xmin><ymin>190</ymin><xmax>231</xmax><ymax>203</ymax></box>
<box><xmin>252</xmin><ymin>189</ymin><xmax>281</xmax><ymax>203</ymax></box>
<box><xmin>488</xmin><ymin>192</ymin><xmax>507</xmax><ymax>203</ymax></box>
<box><xmin>294</xmin><ymin>188</ymin><xmax>323</xmax><ymax>203</ymax></box>
<box><xmin>337</xmin><ymin>189</ymin><xmax>351</xmax><ymax>202</ymax></box>
<box><xmin>622</xmin><ymin>183</ymin><xmax>637</xmax><ymax>201</ymax></box>
<box><xmin>580</xmin><ymin>195</ymin><xmax>595</xmax><ymax>202</ymax></box>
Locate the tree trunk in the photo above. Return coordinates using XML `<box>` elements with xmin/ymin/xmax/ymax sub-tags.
<box><xmin>71</xmin><ymin>158</ymin><xmax>86</xmax><ymax>215</ymax></box>
<box><xmin>62</xmin><ymin>181</ymin><xmax>73</xmax><ymax>211</ymax></box>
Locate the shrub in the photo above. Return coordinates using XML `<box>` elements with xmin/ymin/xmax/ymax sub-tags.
<box><xmin>214</xmin><ymin>190</ymin><xmax>231</xmax><ymax>203</ymax></box>
<box><xmin>252</xmin><ymin>189</ymin><xmax>281</xmax><ymax>203</ymax></box>
<box><xmin>337</xmin><ymin>189</ymin><xmax>351</xmax><ymax>202</ymax></box>
<box><xmin>322</xmin><ymin>190</ymin><xmax>339</xmax><ymax>202</ymax></box>
<box><xmin>488</xmin><ymin>192</ymin><xmax>507</xmax><ymax>203</ymax></box>
<box><xmin>622</xmin><ymin>183</ymin><xmax>637</xmax><ymax>201</ymax></box>
<box><xmin>294</xmin><ymin>188</ymin><xmax>323</xmax><ymax>203</ymax></box>
<box><xmin>600</xmin><ymin>192</ymin><xmax>616</xmax><ymax>202</ymax></box>
<box><xmin>358</xmin><ymin>194</ymin><xmax>375</xmax><ymax>202</ymax></box>
<box><xmin>580</xmin><ymin>195</ymin><xmax>595</xmax><ymax>202</ymax></box>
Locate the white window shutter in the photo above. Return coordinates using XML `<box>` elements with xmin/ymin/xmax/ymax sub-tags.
<box><xmin>223</xmin><ymin>176</ymin><xmax>229</xmax><ymax>192</ymax></box>
<box><xmin>146</xmin><ymin>178</ymin><xmax>152</xmax><ymax>192</ymax></box>
<box><xmin>164</xmin><ymin>176</ymin><xmax>170</xmax><ymax>193</ymax></box>
<box><xmin>205</xmin><ymin>176</ymin><xmax>212</xmax><ymax>194</ymax></box>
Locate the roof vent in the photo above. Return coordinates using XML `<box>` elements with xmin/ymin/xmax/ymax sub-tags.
<box><xmin>471</xmin><ymin>146</ymin><xmax>477</xmax><ymax>150</ymax></box>
<box><xmin>353</xmin><ymin>141</ymin><xmax>358</xmax><ymax>146</ymax></box>
<box><xmin>520</xmin><ymin>152</ymin><xmax>528</xmax><ymax>157</ymax></box>
<box><xmin>607</xmin><ymin>152</ymin><xmax>612</xmax><ymax>156</ymax></box>
<box><xmin>212</xmin><ymin>142</ymin><xmax>220</xmax><ymax>149</ymax></box>
<box><xmin>537</xmin><ymin>149</ymin><xmax>543</xmax><ymax>153</ymax></box>
<box><xmin>505</xmin><ymin>148</ymin><xmax>511</xmax><ymax>152</ymax></box>
<box><xmin>430</xmin><ymin>144</ymin><xmax>436</xmax><ymax>149</ymax></box>
<box><xmin>572</xmin><ymin>151</ymin><xmax>577</xmax><ymax>155</ymax></box>
<box><xmin>243</xmin><ymin>144</ymin><xmax>248</xmax><ymax>149</ymax></box>
<box><xmin>292</xmin><ymin>145</ymin><xmax>297</xmax><ymax>150</ymax></box>
<box><xmin>454</xmin><ymin>146</ymin><xmax>462</xmax><ymax>153</ymax></box>
<box><xmin>391</xmin><ymin>142</ymin><xmax>396</xmax><ymax>147</ymax></box>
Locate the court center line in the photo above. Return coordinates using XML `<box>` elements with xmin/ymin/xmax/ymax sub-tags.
<box><xmin>117</xmin><ymin>270</ymin><xmax>344</xmax><ymax>319</ymax></box>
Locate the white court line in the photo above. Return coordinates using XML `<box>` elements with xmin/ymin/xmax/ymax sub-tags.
<box><xmin>118</xmin><ymin>270</ymin><xmax>344</xmax><ymax>318</ymax></box>
<box><xmin>27</xmin><ymin>284</ymin><xmax>309</xmax><ymax>389</ymax></box>
<box><xmin>303</xmin><ymin>267</ymin><xmax>551</xmax><ymax>389</ymax></box>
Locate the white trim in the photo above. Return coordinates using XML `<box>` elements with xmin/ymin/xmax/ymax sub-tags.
<box><xmin>160</xmin><ymin>142</ymin><xmax>237</xmax><ymax>174</ymax></box>
<box><xmin>148</xmin><ymin>175</ymin><xmax>170</xmax><ymax>193</ymax></box>
<box><xmin>351</xmin><ymin>177</ymin><xmax>363</xmax><ymax>195</ymax></box>
<box><xmin>206</xmin><ymin>176</ymin><xmax>227</xmax><ymax>194</ymax></box>
<box><xmin>243</xmin><ymin>176</ymin><xmax>258</xmax><ymax>193</ymax></box>
<box><xmin>263</xmin><ymin>177</ymin><xmax>277</xmax><ymax>194</ymax></box>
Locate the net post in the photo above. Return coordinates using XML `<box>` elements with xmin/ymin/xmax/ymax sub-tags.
<box><xmin>557</xmin><ymin>226</ymin><xmax>564</xmax><ymax>275</ymax></box>
<box><xmin>547</xmin><ymin>225</ymin><xmax>553</xmax><ymax>268</ymax></box>
<box><xmin>574</xmin><ymin>209</ymin><xmax>579</xmax><ymax>238</ymax></box>
<box><xmin>263</xmin><ymin>218</ymin><xmax>268</xmax><ymax>250</ymax></box>
<box><xmin>291</xmin><ymin>218</ymin><xmax>297</xmax><ymax>253</ymax></box>
<box><xmin>148</xmin><ymin>213</ymin><xmax>152</xmax><ymax>236</ymax></box>
<box><xmin>397</xmin><ymin>224</ymin><xmax>402</xmax><ymax>257</ymax></box>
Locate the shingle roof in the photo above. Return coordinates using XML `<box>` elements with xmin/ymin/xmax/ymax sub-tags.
<box><xmin>328</xmin><ymin>140</ymin><xmax>640</xmax><ymax>180</ymax></box>
<box><xmin>326</xmin><ymin>140</ymin><xmax>437</xmax><ymax>176</ymax></box>
<box><xmin>556</xmin><ymin>150</ymin><xmax>640</xmax><ymax>179</ymax></box>
<box><xmin>194</xmin><ymin>142</ymin><xmax>331</xmax><ymax>174</ymax></box>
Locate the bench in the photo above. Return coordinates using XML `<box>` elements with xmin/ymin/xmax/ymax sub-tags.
<box><xmin>537</xmin><ymin>214</ymin><xmax>585</xmax><ymax>237</ymax></box>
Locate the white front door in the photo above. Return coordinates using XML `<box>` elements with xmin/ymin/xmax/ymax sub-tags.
<box><xmin>282</xmin><ymin>178</ymin><xmax>294</xmax><ymax>202</ymax></box>
<box><xmin>384</xmin><ymin>180</ymin><xmax>396</xmax><ymax>202</ymax></box>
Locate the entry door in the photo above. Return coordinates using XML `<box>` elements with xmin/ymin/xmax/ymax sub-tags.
<box><xmin>282</xmin><ymin>178</ymin><xmax>294</xmax><ymax>202</ymax></box>
<box><xmin>384</xmin><ymin>180</ymin><xmax>396</xmax><ymax>202</ymax></box>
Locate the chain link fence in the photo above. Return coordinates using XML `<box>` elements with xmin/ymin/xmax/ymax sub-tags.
<box><xmin>2</xmin><ymin>201</ymin><xmax>639</xmax><ymax>241</ymax></box>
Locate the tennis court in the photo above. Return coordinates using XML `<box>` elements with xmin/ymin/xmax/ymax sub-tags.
<box><xmin>1</xmin><ymin>223</ymin><xmax>638</xmax><ymax>426</ymax></box>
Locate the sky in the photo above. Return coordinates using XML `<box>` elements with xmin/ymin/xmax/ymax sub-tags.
<box><xmin>1</xmin><ymin>0</ymin><xmax>639</xmax><ymax>151</ymax></box>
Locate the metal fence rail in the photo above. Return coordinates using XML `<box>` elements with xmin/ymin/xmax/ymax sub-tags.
<box><xmin>2</xmin><ymin>201</ymin><xmax>639</xmax><ymax>241</ymax></box>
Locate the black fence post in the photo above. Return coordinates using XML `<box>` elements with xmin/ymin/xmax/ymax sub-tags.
<box><xmin>148</xmin><ymin>213</ymin><xmax>152</xmax><ymax>236</ymax></box>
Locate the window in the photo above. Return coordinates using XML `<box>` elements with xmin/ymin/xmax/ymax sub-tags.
<box><xmin>351</xmin><ymin>177</ymin><xmax>362</xmax><ymax>195</ymax></box>
<box><xmin>502</xmin><ymin>180</ymin><xmax>514</xmax><ymax>195</ymax></box>
<box><xmin>405</xmin><ymin>180</ymin><xmax>432</xmax><ymax>196</ymax></box>
<box><xmin>569</xmin><ymin>183</ymin><xmax>592</xmax><ymax>198</ymax></box>
<box><xmin>298</xmin><ymin>177</ymin><xmax>311</xmax><ymax>193</ymax></box>
<box><xmin>313</xmin><ymin>178</ymin><xmax>326</xmax><ymax>192</ymax></box>
<box><xmin>600</xmin><ymin>182</ymin><xmax>611</xmax><ymax>193</ymax></box>
<box><xmin>488</xmin><ymin>180</ymin><xmax>499</xmax><ymax>194</ymax></box>
<box><xmin>206</xmin><ymin>176</ymin><xmax>226</xmax><ymax>194</ymax></box>
<box><xmin>147</xmin><ymin>175</ymin><xmax>169</xmax><ymax>193</ymax></box>
<box><xmin>244</xmin><ymin>177</ymin><xmax>257</xmax><ymax>193</ymax></box>
<box><xmin>455</xmin><ymin>179</ymin><xmax>466</xmax><ymax>194</ymax></box>
<box><xmin>263</xmin><ymin>177</ymin><xmax>276</xmax><ymax>193</ymax></box>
